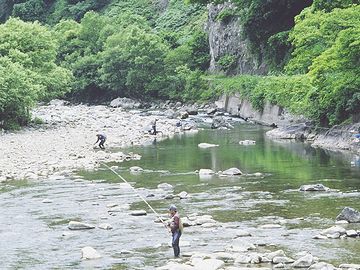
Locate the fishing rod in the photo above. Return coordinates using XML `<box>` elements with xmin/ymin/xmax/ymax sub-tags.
<box><xmin>100</xmin><ymin>162</ymin><xmax>169</xmax><ymax>230</ymax></box>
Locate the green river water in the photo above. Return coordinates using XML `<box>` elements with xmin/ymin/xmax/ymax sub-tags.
<box><xmin>1</xmin><ymin>122</ymin><xmax>360</xmax><ymax>269</ymax></box>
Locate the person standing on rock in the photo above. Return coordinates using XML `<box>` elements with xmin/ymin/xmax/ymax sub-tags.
<box><xmin>168</xmin><ymin>205</ymin><xmax>183</xmax><ymax>257</ymax></box>
<box><xmin>151</xmin><ymin>119</ymin><xmax>158</xmax><ymax>135</ymax></box>
<box><xmin>95</xmin><ymin>133</ymin><xmax>106</xmax><ymax>149</ymax></box>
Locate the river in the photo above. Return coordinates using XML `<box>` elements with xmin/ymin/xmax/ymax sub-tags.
<box><xmin>1</xmin><ymin>121</ymin><xmax>360</xmax><ymax>269</ymax></box>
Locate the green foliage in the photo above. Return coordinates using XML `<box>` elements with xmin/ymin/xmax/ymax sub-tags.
<box><xmin>286</xmin><ymin>6</ymin><xmax>360</xmax><ymax>74</ymax></box>
<box><xmin>207</xmin><ymin>74</ymin><xmax>313</xmax><ymax>114</ymax></box>
<box><xmin>0</xmin><ymin>18</ymin><xmax>72</xmax><ymax>129</ymax></box>
<box><xmin>312</xmin><ymin>0</ymin><xmax>359</xmax><ymax>12</ymax></box>
<box><xmin>266</xmin><ymin>31</ymin><xmax>291</xmax><ymax>70</ymax></box>
<box><xmin>215</xmin><ymin>7</ymin><xmax>237</xmax><ymax>23</ymax></box>
<box><xmin>12</xmin><ymin>0</ymin><xmax>46</xmax><ymax>22</ymax></box>
<box><xmin>45</xmin><ymin>0</ymin><xmax>110</xmax><ymax>24</ymax></box>
<box><xmin>100</xmin><ymin>25</ymin><xmax>168</xmax><ymax>98</ymax></box>
<box><xmin>217</xmin><ymin>54</ymin><xmax>237</xmax><ymax>74</ymax></box>
<box><xmin>307</xmin><ymin>25</ymin><xmax>360</xmax><ymax>126</ymax></box>
<box><xmin>105</xmin><ymin>0</ymin><xmax>157</xmax><ymax>25</ymax></box>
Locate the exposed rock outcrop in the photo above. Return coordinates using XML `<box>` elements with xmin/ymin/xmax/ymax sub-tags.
<box><xmin>206</xmin><ymin>3</ymin><xmax>267</xmax><ymax>75</ymax></box>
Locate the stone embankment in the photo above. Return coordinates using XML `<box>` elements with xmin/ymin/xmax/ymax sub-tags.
<box><xmin>0</xmin><ymin>99</ymin><xmax>201</xmax><ymax>182</ymax></box>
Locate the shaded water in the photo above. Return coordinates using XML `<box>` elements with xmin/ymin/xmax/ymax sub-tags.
<box><xmin>1</xmin><ymin>123</ymin><xmax>360</xmax><ymax>269</ymax></box>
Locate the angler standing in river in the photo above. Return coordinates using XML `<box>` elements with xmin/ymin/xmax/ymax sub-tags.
<box><xmin>168</xmin><ymin>205</ymin><xmax>183</xmax><ymax>257</ymax></box>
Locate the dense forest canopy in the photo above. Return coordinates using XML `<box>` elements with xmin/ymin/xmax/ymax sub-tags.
<box><xmin>0</xmin><ymin>0</ymin><xmax>359</xmax><ymax>129</ymax></box>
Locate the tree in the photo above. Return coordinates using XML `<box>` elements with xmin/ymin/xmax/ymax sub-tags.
<box><xmin>100</xmin><ymin>25</ymin><xmax>168</xmax><ymax>97</ymax></box>
<box><xmin>0</xmin><ymin>18</ymin><xmax>72</xmax><ymax>128</ymax></box>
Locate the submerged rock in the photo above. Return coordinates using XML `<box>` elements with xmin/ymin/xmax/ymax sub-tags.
<box><xmin>239</xmin><ymin>140</ymin><xmax>256</xmax><ymax>145</ymax></box>
<box><xmin>68</xmin><ymin>221</ymin><xmax>95</xmax><ymax>230</ymax></box>
<box><xmin>336</xmin><ymin>207</ymin><xmax>360</xmax><ymax>223</ymax></box>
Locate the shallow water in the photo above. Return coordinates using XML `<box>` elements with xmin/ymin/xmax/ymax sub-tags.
<box><xmin>1</xmin><ymin>122</ymin><xmax>360</xmax><ymax>269</ymax></box>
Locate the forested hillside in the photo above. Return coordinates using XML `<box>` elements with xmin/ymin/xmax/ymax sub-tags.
<box><xmin>0</xmin><ymin>0</ymin><xmax>359</xmax><ymax>129</ymax></box>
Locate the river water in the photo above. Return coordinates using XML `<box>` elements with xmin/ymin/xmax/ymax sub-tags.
<box><xmin>1</xmin><ymin>122</ymin><xmax>360</xmax><ymax>269</ymax></box>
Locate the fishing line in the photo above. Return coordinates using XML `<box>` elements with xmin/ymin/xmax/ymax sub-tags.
<box><xmin>100</xmin><ymin>162</ymin><xmax>168</xmax><ymax>229</ymax></box>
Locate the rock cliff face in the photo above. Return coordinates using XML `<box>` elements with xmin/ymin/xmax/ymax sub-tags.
<box><xmin>206</xmin><ymin>3</ymin><xmax>267</xmax><ymax>75</ymax></box>
<box><xmin>0</xmin><ymin>0</ymin><xmax>12</xmax><ymax>22</ymax></box>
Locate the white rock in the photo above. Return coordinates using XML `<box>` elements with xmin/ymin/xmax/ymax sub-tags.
<box><xmin>130</xmin><ymin>166</ymin><xmax>143</xmax><ymax>172</ymax></box>
<box><xmin>235</xmin><ymin>229</ymin><xmax>252</xmax><ymax>237</ymax></box>
<box><xmin>239</xmin><ymin>140</ymin><xmax>256</xmax><ymax>145</ymax></box>
<box><xmin>313</xmin><ymin>234</ymin><xmax>328</xmax><ymax>240</ymax></box>
<box><xmin>199</xmin><ymin>169</ymin><xmax>215</xmax><ymax>175</ymax></box>
<box><xmin>130</xmin><ymin>210</ymin><xmax>147</xmax><ymax>216</ymax></box>
<box><xmin>177</xmin><ymin>191</ymin><xmax>189</xmax><ymax>199</ymax></box>
<box><xmin>158</xmin><ymin>183</ymin><xmax>173</xmax><ymax>190</ymax></box>
<box><xmin>273</xmin><ymin>256</ymin><xmax>294</xmax><ymax>264</ymax></box>
<box><xmin>81</xmin><ymin>246</ymin><xmax>102</xmax><ymax>260</ymax></box>
<box><xmin>68</xmin><ymin>221</ymin><xmax>95</xmax><ymax>230</ymax></box>
<box><xmin>98</xmin><ymin>223</ymin><xmax>113</xmax><ymax>230</ymax></box>
<box><xmin>211</xmin><ymin>252</ymin><xmax>236</xmax><ymax>261</ymax></box>
<box><xmin>265</xmin><ymin>250</ymin><xmax>286</xmax><ymax>260</ymax></box>
<box><xmin>309</xmin><ymin>262</ymin><xmax>336</xmax><ymax>270</ymax></box>
<box><xmin>260</xmin><ymin>224</ymin><xmax>282</xmax><ymax>229</ymax></box>
<box><xmin>321</xmin><ymin>225</ymin><xmax>346</xmax><ymax>235</ymax></box>
<box><xmin>339</xmin><ymin>264</ymin><xmax>360</xmax><ymax>269</ymax></box>
<box><xmin>221</xmin><ymin>167</ymin><xmax>243</xmax><ymax>176</ymax></box>
<box><xmin>192</xmin><ymin>259</ymin><xmax>224</xmax><ymax>270</ymax></box>
<box><xmin>291</xmin><ymin>254</ymin><xmax>314</xmax><ymax>268</ymax></box>
<box><xmin>198</xmin><ymin>143</ymin><xmax>219</xmax><ymax>148</ymax></box>
<box><xmin>346</xmin><ymin>230</ymin><xmax>358</xmax><ymax>237</ymax></box>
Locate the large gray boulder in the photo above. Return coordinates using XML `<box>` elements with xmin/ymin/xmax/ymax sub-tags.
<box><xmin>336</xmin><ymin>207</ymin><xmax>360</xmax><ymax>223</ymax></box>
<box><xmin>109</xmin><ymin>97</ymin><xmax>140</xmax><ymax>109</ymax></box>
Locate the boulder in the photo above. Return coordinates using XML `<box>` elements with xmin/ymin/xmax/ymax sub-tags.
<box><xmin>346</xmin><ymin>230</ymin><xmax>358</xmax><ymax>237</ymax></box>
<box><xmin>299</xmin><ymin>184</ymin><xmax>329</xmax><ymax>192</ymax></box>
<box><xmin>211</xmin><ymin>116</ymin><xmax>233</xmax><ymax>129</ymax></box>
<box><xmin>336</xmin><ymin>207</ymin><xmax>360</xmax><ymax>223</ymax></box>
<box><xmin>291</xmin><ymin>254</ymin><xmax>314</xmax><ymax>268</ymax></box>
<box><xmin>109</xmin><ymin>97</ymin><xmax>140</xmax><ymax>109</ymax></box>
<box><xmin>320</xmin><ymin>225</ymin><xmax>346</xmax><ymax>236</ymax></box>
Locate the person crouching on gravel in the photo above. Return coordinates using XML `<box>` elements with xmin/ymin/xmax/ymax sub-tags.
<box><xmin>95</xmin><ymin>133</ymin><xmax>106</xmax><ymax>149</ymax></box>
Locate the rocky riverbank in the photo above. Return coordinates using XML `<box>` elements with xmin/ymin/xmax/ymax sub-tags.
<box><xmin>215</xmin><ymin>94</ymin><xmax>360</xmax><ymax>154</ymax></box>
<box><xmin>266</xmin><ymin>123</ymin><xmax>360</xmax><ymax>155</ymax></box>
<box><xmin>0</xmin><ymin>99</ymin><xmax>192</xmax><ymax>182</ymax></box>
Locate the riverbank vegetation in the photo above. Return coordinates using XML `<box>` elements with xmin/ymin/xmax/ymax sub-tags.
<box><xmin>0</xmin><ymin>0</ymin><xmax>359</xmax><ymax>129</ymax></box>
